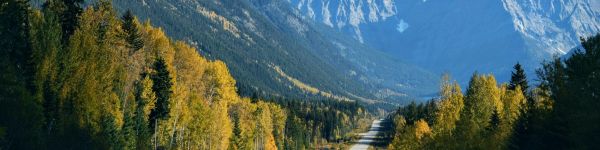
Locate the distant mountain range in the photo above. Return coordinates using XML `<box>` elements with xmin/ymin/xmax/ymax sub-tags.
<box><xmin>112</xmin><ymin>0</ymin><xmax>598</xmax><ymax>103</ymax></box>
<box><xmin>289</xmin><ymin>0</ymin><xmax>600</xmax><ymax>83</ymax></box>
<box><xmin>113</xmin><ymin>0</ymin><xmax>440</xmax><ymax>103</ymax></box>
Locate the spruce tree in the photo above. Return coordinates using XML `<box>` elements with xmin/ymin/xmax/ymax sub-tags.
<box><xmin>149</xmin><ymin>57</ymin><xmax>173</xmax><ymax>130</ymax></box>
<box><xmin>230</xmin><ymin>111</ymin><xmax>244</xmax><ymax>150</ymax></box>
<box><xmin>509</xmin><ymin>63</ymin><xmax>529</xmax><ymax>93</ymax></box>
<box><xmin>121</xmin><ymin>10</ymin><xmax>144</xmax><ymax>52</ymax></box>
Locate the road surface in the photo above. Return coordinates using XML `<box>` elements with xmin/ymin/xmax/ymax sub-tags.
<box><xmin>349</xmin><ymin>119</ymin><xmax>384</xmax><ymax>150</ymax></box>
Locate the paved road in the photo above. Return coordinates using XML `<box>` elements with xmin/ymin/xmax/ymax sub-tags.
<box><xmin>349</xmin><ymin>119</ymin><xmax>384</xmax><ymax>150</ymax></box>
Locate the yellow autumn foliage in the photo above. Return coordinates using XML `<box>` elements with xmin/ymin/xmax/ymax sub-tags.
<box><xmin>28</xmin><ymin>2</ymin><xmax>288</xmax><ymax>149</ymax></box>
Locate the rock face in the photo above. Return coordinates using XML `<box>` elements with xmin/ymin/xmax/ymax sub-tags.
<box><xmin>289</xmin><ymin>0</ymin><xmax>600</xmax><ymax>82</ymax></box>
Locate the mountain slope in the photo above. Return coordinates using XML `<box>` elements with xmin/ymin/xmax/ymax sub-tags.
<box><xmin>113</xmin><ymin>0</ymin><xmax>439</xmax><ymax>103</ymax></box>
<box><xmin>289</xmin><ymin>0</ymin><xmax>600</xmax><ymax>83</ymax></box>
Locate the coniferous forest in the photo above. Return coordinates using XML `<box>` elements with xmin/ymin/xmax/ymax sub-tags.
<box><xmin>2</xmin><ymin>0</ymin><xmax>600</xmax><ymax>150</ymax></box>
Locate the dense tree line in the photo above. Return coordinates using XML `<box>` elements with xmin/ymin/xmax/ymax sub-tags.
<box><xmin>262</xmin><ymin>98</ymin><xmax>372</xmax><ymax>149</ymax></box>
<box><xmin>388</xmin><ymin>34</ymin><xmax>600</xmax><ymax>149</ymax></box>
<box><xmin>0</xmin><ymin>1</ymin><xmax>374</xmax><ymax>149</ymax></box>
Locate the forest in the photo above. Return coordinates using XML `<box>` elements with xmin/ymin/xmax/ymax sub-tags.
<box><xmin>387</xmin><ymin>34</ymin><xmax>600</xmax><ymax>149</ymax></box>
<box><xmin>3</xmin><ymin>0</ymin><xmax>600</xmax><ymax>149</ymax></box>
<box><xmin>0</xmin><ymin>0</ymin><xmax>374</xmax><ymax>149</ymax></box>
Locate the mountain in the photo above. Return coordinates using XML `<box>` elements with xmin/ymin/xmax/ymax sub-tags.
<box><xmin>288</xmin><ymin>0</ymin><xmax>600</xmax><ymax>83</ymax></box>
<box><xmin>112</xmin><ymin>0</ymin><xmax>439</xmax><ymax>103</ymax></box>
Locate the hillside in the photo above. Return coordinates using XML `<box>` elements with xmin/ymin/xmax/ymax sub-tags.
<box><xmin>112</xmin><ymin>0</ymin><xmax>439</xmax><ymax>102</ymax></box>
<box><xmin>0</xmin><ymin>1</ymin><xmax>374</xmax><ymax>149</ymax></box>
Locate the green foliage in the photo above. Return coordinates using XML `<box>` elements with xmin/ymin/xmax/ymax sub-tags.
<box><xmin>455</xmin><ymin>74</ymin><xmax>501</xmax><ymax>147</ymax></box>
<box><xmin>509</xmin><ymin>63</ymin><xmax>529</xmax><ymax>93</ymax></box>
<box><xmin>149</xmin><ymin>57</ymin><xmax>173</xmax><ymax>130</ymax></box>
<box><xmin>42</xmin><ymin>0</ymin><xmax>83</xmax><ymax>43</ymax></box>
<box><xmin>389</xmin><ymin>74</ymin><xmax>527</xmax><ymax>150</ymax></box>
<box><xmin>0</xmin><ymin>0</ymin><xmax>34</xmax><ymax>90</ymax></box>
<box><xmin>111</xmin><ymin>0</ymin><xmax>439</xmax><ymax>103</ymax></box>
<box><xmin>263</xmin><ymin>98</ymin><xmax>369</xmax><ymax>149</ymax></box>
<box><xmin>0</xmin><ymin>1</ymin><xmax>44</xmax><ymax>149</ymax></box>
<box><xmin>388</xmin><ymin>35</ymin><xmax>600</xmax><ymax>149</ymax></box>
<box><xmin>121</xmin><ymin>10</ymin><xmax>144</xmax><ymax>51</ymax></box>
<box><xmin>525</xmin><ymin>34</ymin><xmax>600</xmax><ymax>149</ymax></box>
<box><xmin>133</xmin><ymin>75</ymin><xmax>155</xmax><ymax>149</ymax></box>
<box><xmin>99</xmin><ymin>114</ymin><xmax>123</xmax><ymax>149</ymax></box>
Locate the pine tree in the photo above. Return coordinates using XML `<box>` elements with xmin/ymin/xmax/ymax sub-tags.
<box><xmin>121</xmin><ymin>10</ymin><xmax>144</xmax><ymax>52</ymax></box>
<box><xmin>149</xmin><ymin>57</ymin><xmax>173</xmax><ymax>130</ymax></box>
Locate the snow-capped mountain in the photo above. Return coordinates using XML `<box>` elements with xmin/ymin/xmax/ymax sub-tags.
<box><xmin>289</xmin><ymin>0</ymin><xmax>600</xmax><ymax>83</ymax></box>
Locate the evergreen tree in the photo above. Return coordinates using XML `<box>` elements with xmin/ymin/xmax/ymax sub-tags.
<box><xmin>229</xmin><ymin>111</ymin><xmax>244</xmax><ymax>150</ymax></box>
<box><xmin>487</xmin><ymin>110</ymin><xmax>500</xmax><ymax>132</ymax></box>
<box><xmin>0</xmin><ymin>1</ymin><xmax>45</xmax><ymax>149</ymax></box>
<box><xmin>122</xmin><ymin>110</ymin><xmax>137</xmax><ymax>150</ymax></box>
<box><xmin>0</xmin><ymin>0</ymin><xmax>34</xmax><ymax>90</ymax></box>
<box><xmin>41</xmin><ymin>0</ymin><xmax>83</xmax><ymax>44</ymax></box>
<box><xmin>121</xmin><ymin>10</ymin><xmax>144</xmax><ymax>52</ymax></box>
<box><xmin>149</xmin><ymin>57</ymin><xmax>173</xmax><ymax>130</ymax></box>
<box><xmin>100</xmin><ymin>114</ymin><xmax>123</xmax><ymax>149</ymax></box>
<box><xmin>59</xmin><ymin>0</ymin><xmax>83</xmax><ymax>43</ymax></box>
<box><xmin>539</xmin><ymin>34</ymin><xmax>600</xmax><ymax>149</ymax></box>
<box><xmin>509</xmin><ymin>62</ymin><xmax>529</xmax><ymax>94</ymax></box>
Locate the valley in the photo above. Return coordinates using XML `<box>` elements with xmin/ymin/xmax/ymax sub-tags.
<box><xmin>1</xmin><ymin>0</ymin><xmax>599</xmax><ymax>149</ymax></box>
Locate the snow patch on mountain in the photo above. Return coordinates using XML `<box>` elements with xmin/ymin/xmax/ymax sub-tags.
<box><xmin>502</xmin><ymin>0</ymin><xmax>600</xmax><ymax>56</ymax></box>
<box><xmin>306</xmin><ymin>0</ymin><xmax>315</xmax><ymax>19</ymax></box>
<box><xmin>292</xmin><ymin>0</ymin><xmax>397</xmax><ymax>43</ymax></box>
<box><xmin>322</xmin><ymin>1</ymin><xmax>333</xmax><ymax>27</ymax></box>
<box><xmin>396</xmin><ymin>19</ymin><xmax>409</xmax><ymax>33</ymax></box>
<box><xmin>381</xmin><ymin>0</ymin><xmax>397</xmax><ymax>18</ymax></box>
